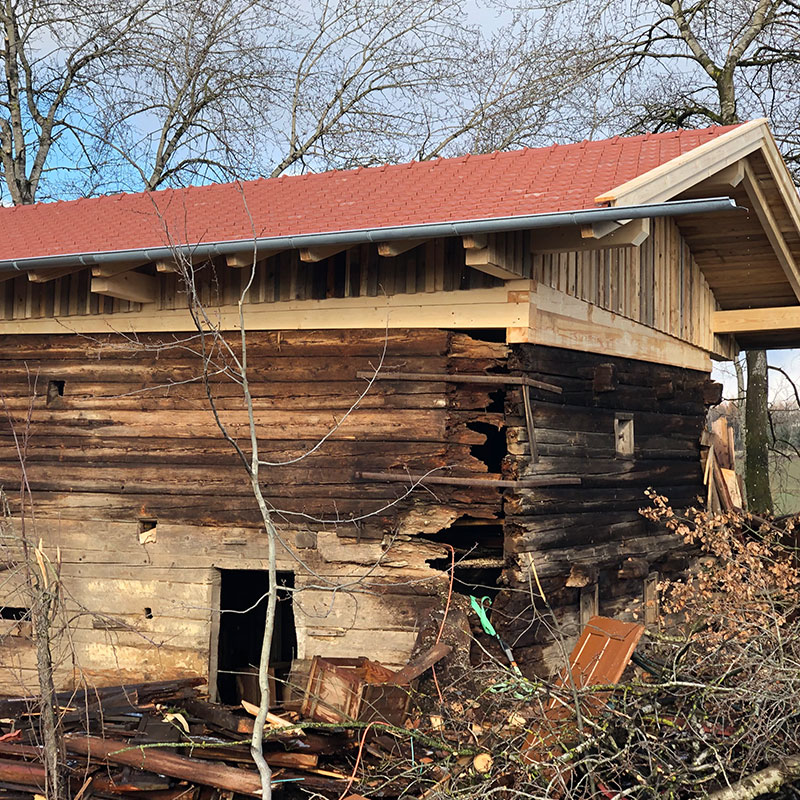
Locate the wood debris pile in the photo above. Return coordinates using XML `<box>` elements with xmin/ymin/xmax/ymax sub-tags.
<box><xmin>0</xmin><ymin>620</ymin><xmax>656</xmax><ymax>799</ymax></box>
<box><xmin>0</xmin><ymin>645</ymin><xmax>473</xmax><ymax>799</ymax></box>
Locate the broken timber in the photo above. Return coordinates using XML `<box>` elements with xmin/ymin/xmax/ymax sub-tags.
<box><xmin>356</xmin><ymin>471</ymin><xmax>581</xmax><ymax>488</ymax></box>
<box><xmin>355</xmin><ymin>370</ymin><xmax>562</xmax><ymax>394</ymax></box>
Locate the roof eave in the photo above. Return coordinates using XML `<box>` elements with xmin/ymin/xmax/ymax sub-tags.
<box><xmin>0</xmin><ymin>197</ymin><xmax>739</xmax><ymax>274</ymax></box>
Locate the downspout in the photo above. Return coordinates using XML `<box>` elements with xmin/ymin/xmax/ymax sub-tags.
<box><xmin>0</xmin><ymin>197</ymin><xmax>741</xmax><ymax>274</ymax></box>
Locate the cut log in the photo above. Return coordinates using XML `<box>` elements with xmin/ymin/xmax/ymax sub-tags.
<box><xmin>64</xmin><ymin>734</ymin><xmax>264</xmax><ymax>796</ymax></box>
<box><xmin>392</xmin><ymin>643</ymin><xmax>452</xmax><ymax>684</ymax></box>
<box><xmin>707</xmin><ymin>755</ymin><xmax>800</xmax><ymax>800</ymax></box>
<box><xmin>0</xmin><ymin>757</ymin><xmax>46</xmax><ymax>788</ymax></box>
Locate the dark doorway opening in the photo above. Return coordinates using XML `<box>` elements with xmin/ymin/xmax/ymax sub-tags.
<box><xmin>215</xmin><ymin>569</ymin><xmax>296</xmax><ymax>707</ymax></box>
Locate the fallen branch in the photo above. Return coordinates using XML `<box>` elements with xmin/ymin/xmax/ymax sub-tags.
<box><xmin>707</xmin><ymin>756</ymin><xmax>800</xmax><ymax>800</ymax></box>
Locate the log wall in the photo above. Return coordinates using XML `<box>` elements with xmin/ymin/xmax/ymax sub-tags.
<box><xmin>0</xmin><ymin>329</ymin><xmax>715</xmax><ymax>693</ymax></box>
<box><xmin>0</xmin><ymin>329</ymin><xmax>507</xmax><ymax>693</ymax></box>
<box><xmin>493</xmin><ymin>343</ymin><xmax>716</xmax><ymax>674</ymax></box>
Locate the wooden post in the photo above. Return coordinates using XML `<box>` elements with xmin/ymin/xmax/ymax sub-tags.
<box><xmin>579</xmin><ymin>584</ymin><xmax>599</xmax><ymax>628</ymax></box>
<box><xmin>643</xmin><ymin>572</ymin><xmax>659</xmax><ymax>627</ymax></box>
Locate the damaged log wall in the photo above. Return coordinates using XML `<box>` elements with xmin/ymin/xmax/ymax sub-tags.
<box><xmin>0</xmin><ymin>329</ymin><xmax>505</xmax><ymax>693</ymax></box>
<box><xmin>493</xmin><ymin>344</ymin><xmax>719</xmax><ymax>675</ymax></box>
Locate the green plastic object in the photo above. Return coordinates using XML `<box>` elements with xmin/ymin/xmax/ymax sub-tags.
<box><xmin>469</xmin><ymin>595</ymin><xmax>497</xmax><ymax>638</ymax></box>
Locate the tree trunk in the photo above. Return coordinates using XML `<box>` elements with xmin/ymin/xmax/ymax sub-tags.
<box><xmin>744</xmin><ymin>349</ymin><xmax>772</xmax><ymax>513</ymax></box>
<box><xmin>31</xmin><ymin>590</ymin><xmax>67</xmax><ymax>800</ymax></box>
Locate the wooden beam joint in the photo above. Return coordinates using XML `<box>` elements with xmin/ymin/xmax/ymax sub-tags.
<box><xmin>299</xmin><ymin>244</ymin><xmax>350</xmax><ymax>263</ymax></box>
<box><xmin>377</xmin><ymin>239</ymin><xmax>428</xmax><ymax>257</ymax></box>
<box><xmin>91</xmin><ymin>271</ymin><xmax>157</xmax><ymax>304</ymax></box>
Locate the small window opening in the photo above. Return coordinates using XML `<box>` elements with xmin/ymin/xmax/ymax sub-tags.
<box><xmin>143</xmin><ymin>607</ymin><xmax>153</xmax><ymax>619</ymax></box>
<box><xmin>467</xmin><ymin>421</ymin><xmax>507</xmax><ymax>474</ymax></box>
<box><xmin>615</xmin><ymin>414</ymin><xmax>634</xmax><ymax>457</ymax></box>
<box><xmin>215</xmin><ymin>569</ymin><xmax>296</xmax><ymax>708</ymax></box>
<box><xmin>0</xmin><ymin>606</ymin><xmax>28</xmax><ymax>620</ymax></box>
<box><xmin>138</xmin><ymin>519</ymin><xmax>157</xmax><ymax>534</ymax></box>
<box><xmin>46</xmin><ymin>380</ymin><xmax>65</xmax><ymax>405</ymax></box>
<box><xmin>426</xmin><ymin>523</ymin><xmax>505</xmax><ymax>601</ymax></box>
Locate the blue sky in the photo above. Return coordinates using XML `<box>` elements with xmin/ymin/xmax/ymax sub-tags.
<box><xmin>713</xmin><ymin>350</ymin><xmax>800</xmax><ymax>405</ymax></box>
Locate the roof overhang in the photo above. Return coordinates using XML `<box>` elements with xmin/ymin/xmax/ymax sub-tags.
<box><xmin>0</xmin><ymin>197</ymin><xmax>738</xmax><ymax>275</ymax></box>
<box><xmin>598</xmin><ymin>118</ymin><xmax>800</xmax><ymax>350</ymax></box>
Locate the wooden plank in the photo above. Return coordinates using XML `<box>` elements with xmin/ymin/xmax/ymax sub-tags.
<box><xmin>377</xmin><ymin>239</ymin><xmax>428</xmax><ymax>257</ymax></box>
<box><xmin>532</xmin><ymin>219</ymin><xmax>650</xmax><ymax>253</ymax></box>
<box><xmin>712</xmin><ymin>306</ymin><xmax>800</xmax><ymax>333</ymax></box>
<box><xmin>91</xmin><ymin>272</ymin><xmax>157</xmax><ymax>304</ymax></box>
<box><xmin>356</xmin><ymin>470</ymin><xmax>580</xmax><ymax>488</ymax></box>
<box><xmin>226</xmin><ymin>250</ymin><xmax>283</xmax><ymax>268</ymax></box>
<box><xmin>579</xmin><ymin>584</ymin><xmax>598</xmax><ymax>628</ymax></box>
<box><xmin>740</xmin><ymin>160</ymin><xmax>800</xmax><ymax>301</ymax></box>
<box><xmin>643</xmin><ymin>572</ymin><xmax>659</xmax><ymax>626</ymax></box>
<box><xmin>92</xmin><ymin>262</ymin><xmax>149</xmax><ymax>278</ymax></box>
<box><xmin>391</xmin><ymin>642</ymin><xmax>451</xmax><ymax>684</ymax></box>
<box><xmin>508</xmin><ymin>283</ymin><xmax>713</xmax><ymax>370</ymax></box>
<box><xmin>300</xmin><ymin>244</ymin><xmax>350</xmax><ymax>263</ymax></box>
<box><xmin>27</xmin><ymin>266</ymin><xmax>85</xmax><ymax>283</ymax></box>
<box><xmin>0</xmin><ymin>281</ymin><xmax>533</xmax><ymax>335</ymax></box>
<box><xmin>594</xmin><ymin>119</ymin><xmax>767</xmax><ymax>205</ymax></box>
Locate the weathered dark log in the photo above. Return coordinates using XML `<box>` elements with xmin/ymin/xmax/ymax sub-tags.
<box><xmin>0</xmin><ymin>757</ymin><xmax>46</xmax><ymax>788</ymax></box>
<box><xmin>64</xmin><ymin>734</ymin><xmax>264</xmax><ymax>796</ymax></box>
<box><xmin>357</xmin><ymin>471</ymin><xmax>581</xmax><ymax>488</ymax></box>
<box><xmin>356</xmin><ymin>370</ymin><xmax>562</xmax><ymax>394</ymax></box>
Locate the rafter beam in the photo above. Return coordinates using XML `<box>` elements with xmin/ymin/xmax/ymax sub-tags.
<box><xmin>464</xmin><ymin>232</ymin><xmax>525</xmax><ymax>280</ymax></box>
<box><xmin>91</xmin><ymin>271</ymin><xmax>157</xmax><ymax>304</ymax></box>
<box><xmin>462</xmin><ymin>234</ymin><xmax>487</xmax><ymax>250</ymax></box>
<box><xmin>713</xmin><ymin>306</ymin><xmax>800</xmax><ymax>334</ymax></box>
<box><xmin>91</xmin><ymin>263</ymin><xmax>147</xmax><ymax>278</ymax></box>
<box><xmin>697</xmin><ymin>161</ymin><xmax>745</xmax><ymax>190</ymax></box>
<box><xmin>741</xmin><ymin>161</ymin><xmax>800</xmax><ymax>302</ymax></box>
<box><xmin>531</xmin><ymin>219</ymin><xmax>650</xmax><ymax>254</ymax></box>
<box><xmin>581</xmin><ymin>220</ymin><xmax>623</xmax><ymax>239</ymax></box>
<box><xmin>377</xmin><ymin>239</ymin><xmax>428</xmax><ymax>257</ymax></box>
<box><xmin>299</xmin><ymin>244</ymin><xmax>350</xmax><ymax>263</ymax></box>
<box><xmin>27</xmin><ymin>266</ymin><xmax>85</xmax><ymax>283</ymax></box>
<box><xmin>226</xmin><ymin>249</ymin><xmax>284</xmax><ymax>268</ymax></box>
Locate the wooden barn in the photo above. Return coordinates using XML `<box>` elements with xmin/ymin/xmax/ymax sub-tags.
<box><xmin>1</xmin><ymin>118</ymin><xmax>799</xmax><ymax>698</ymax></box>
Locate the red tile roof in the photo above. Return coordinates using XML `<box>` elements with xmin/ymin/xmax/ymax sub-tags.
<box><xmin>0</xmin><ymin>125</ymin><xmax>741</xmax><ymax>262</ymax></box>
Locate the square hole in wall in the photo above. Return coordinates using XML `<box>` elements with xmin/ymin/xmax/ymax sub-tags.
<box><xmin>138</xmin><ymin>519</ymin><xmax>158</xmax><ymax>544</ymax></box>
<box><xmin>614</xmin><ymin>414</ymin><xmax>634</xmax><ymax>458</ymax></box>
<box><xmin>46</xmin><ymin>380</ymin><xmax>65</xmax><ymax>405</ymax></box>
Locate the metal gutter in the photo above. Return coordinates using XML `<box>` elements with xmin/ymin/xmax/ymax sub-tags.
<box><xmin>0</xmin><ymin>196</ymin><xmax>740</xmax><ymax>273</ymax></box>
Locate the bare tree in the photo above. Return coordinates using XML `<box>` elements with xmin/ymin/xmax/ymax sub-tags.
<box><xmin>0</xmin><ymin>0</ymin><xmax>156</xmax><ymax>204</ymax></box>
<box><xmin>509</xmin><ymin>0</ymin><xmax>800</xmax><ymax>512</ymax></box>
<box><xmin>86</xmin><ymin>0</ymin><xmax>285</xmax><ymax>192</ymax></box>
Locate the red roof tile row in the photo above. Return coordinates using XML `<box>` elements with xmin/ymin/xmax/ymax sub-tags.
<box><xmin>0</xmin><ymin>125</ymin><xmax>741</xmax><ymax>263</ymax></box>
